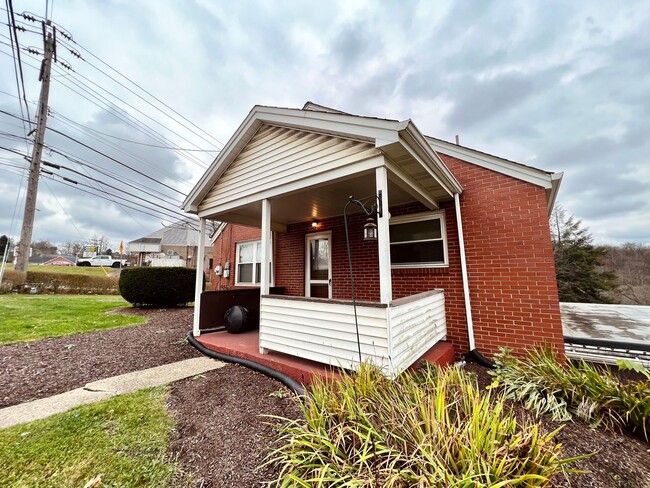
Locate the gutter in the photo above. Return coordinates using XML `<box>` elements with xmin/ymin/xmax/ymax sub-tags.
<box><xmin>454</xmin><ymin>193</ymin><xmax>495</xmax><ymax>368</ymax></box>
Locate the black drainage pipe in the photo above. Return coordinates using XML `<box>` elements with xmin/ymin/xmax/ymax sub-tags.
<box><xmin>186</xmin><ymin>331</ymin><xmax>305</xmax><ymax>395</ymax></box>
<box><xmin>465</xmin><ymin>348</ymin><xmax>496</xmax><ymax>369</ymax></box>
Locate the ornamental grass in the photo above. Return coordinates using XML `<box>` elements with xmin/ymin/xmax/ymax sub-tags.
<box><xmin>490</xmin><ymin>347</ymin><xmax>650</xmax><ymax>440</ymax></box>
<box><xmin>267</xmin><ymin>364</ymin><xmax>582</xmax><ymax>487</ymax></box>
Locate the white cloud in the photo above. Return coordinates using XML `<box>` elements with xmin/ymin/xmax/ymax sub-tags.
<box><xmin>1</xmin><ymin>0</ymin><xmax>648</xmax><ymax>246</ymax></box>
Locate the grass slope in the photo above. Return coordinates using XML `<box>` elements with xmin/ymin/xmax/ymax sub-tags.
<box><xmin>0</xmin><ymin>388</ymin><xmax>186</xmax><ymax>487</ymax></box>
<box><xmin>4</xmin><ymin>263</ymin><xmax>110</xmax><ymax>276</ymax></box>
<box><xmin>0</xmin><ymin>295</ymin><xmax>146</xmax><ymax>344</ymax></box>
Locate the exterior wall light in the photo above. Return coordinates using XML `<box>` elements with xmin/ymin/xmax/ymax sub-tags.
<box><xmin>363</xmin><ymin>217</ymin><xmax>378</xmax><ymax>241</ymax></box>
<box><xmin>311</xmin><ymin>220</ymin><xmax>320</xmax><ymax>229</ymax></box>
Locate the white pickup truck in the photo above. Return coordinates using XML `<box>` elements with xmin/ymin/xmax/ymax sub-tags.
<box><xmin>76</xmin><ymin>255</ymin><xmax>130</xmax><ymax>268</ymax></box>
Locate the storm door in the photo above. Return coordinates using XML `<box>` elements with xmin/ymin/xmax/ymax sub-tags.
<box><xmin>305</xmin><ymin>232</ymin><xmax>332</xmax><ymax>299</ymax></box>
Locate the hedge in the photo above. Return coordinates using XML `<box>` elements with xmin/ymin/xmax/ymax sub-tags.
<box><xmin>0</xmin><ymin>270</ymin><xmax>119</xmax><ymax>295</ymax></box>
<box><xmin>119</xmin><ymin>267</ymin><xmax>200</xmax><ymax>307</ymax></box>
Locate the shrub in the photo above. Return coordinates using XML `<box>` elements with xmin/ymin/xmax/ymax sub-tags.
<box><xmin>119</xmin><ymin>267</ymin><xmax>200</xmax><ymax>307</ymax></box>
<box><xmin>0</xmin><ymin>270</ymin><xmax>118</xmax><ymax>294</ymax></box>
<box><xmin>267</xmin><ymin>364</ymin><xmax>582</xmax><ymax>487</ymax></box>
<box><xmin>490</xmin><ymin>347</ymin><xmax>650</xmax><ymax>440</ymax></box>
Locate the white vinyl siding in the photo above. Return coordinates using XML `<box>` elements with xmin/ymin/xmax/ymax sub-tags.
<box><xmin>390</xmin><ymin>211</ymin><xmax>448</xmax><ymax>268</ymax></box>
<box><xmin>259</xmin><ymin>290</ymin><xmax>447</xmax><ymax>376</ymax></box>
<box><xmin>199</xmin><ymin>125</ymin><xmax>380</xmax><ymax>213</ymax></box>
<box><xmin>389</xmin><ymin>291</ymin><xmax>446</xmax><ymax>373</ymax></box>
<box><xmin>260</xmin><ymin>297</ymin><xmax>390</xmax><ymax>371</ymax></box>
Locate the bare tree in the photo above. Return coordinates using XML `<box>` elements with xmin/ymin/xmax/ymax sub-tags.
<box><xmin>89</xmin><ymin>235</ymin><xmax>111</xmax><ymax>254</ymax></box>
<box><xmin>59</xmin><ymin>240</ymin><xmax>85</xmax><ymax>257</ymax></box>
<box><xmin>603</xmin><ymin>243</ymin><xmax>650</xmax><ymax>305</ymax></box>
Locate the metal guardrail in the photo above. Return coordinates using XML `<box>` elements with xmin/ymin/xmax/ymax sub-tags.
<box><xmin>564</xmin><ymin>335</ymin><xmax>650</xmax><ymax>367</ymax></box>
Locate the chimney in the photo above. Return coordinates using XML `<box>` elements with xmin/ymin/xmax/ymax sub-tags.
<box><xmin>455</xmin><ymin>135</ymin><xmax>460</xmax><ymax>145</ymax></box>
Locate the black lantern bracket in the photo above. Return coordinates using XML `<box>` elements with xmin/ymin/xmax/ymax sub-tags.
<box><xmin>346</xmin><ymin>190</ymin><xmax>383</xmax><ymax>219</ymax></box>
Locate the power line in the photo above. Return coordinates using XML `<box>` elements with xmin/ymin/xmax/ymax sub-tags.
<box><xmin>0</xmin><ymin>109</ymin><xmax>187</xmax><ymax>197</ymax></box>
<box><xmin>56</xmin><ymin>36</ymin><xmax>224</xmax><ymax>148</ymax></box>
<box><xmin>42</xmin><ymin>160</ymin><xmax>191</xmax><ymax>221</ymax></box>
<box><xmin>42</xmin><ymin>173</ymin><xmax>193</xmax><ymax>225</ymax></box>
<box><xmin>49</xmin><ymin>64</ymin><xmax>211</xmax><ymax>170</ymax></box>
<box><xmin>51</xmin><ymin>111</ymin><xmax>219</xmax><ymax>152</ymax></box>
<box><xmin>44</xmin><ymin>146</ymin><xmax>183</xmax><ymax>202</ymax></box>
<box><xmin>1</xmin><ymin>143</ymin><xmax>185</xmax><ymax>216</ymax></box>
<box><xmin>4</xmin><ymin>0</ymin><xmax>33</xmax><ymax>133</ymax></box>
<box><xmin>10</xmin><ymin>9</ymin><xmax>223</xmax><ymax>149</ymax></box>
<box><xmin>47</xmin><ymin>126</ymin><xmax>187</xmax><ymax>196</ymax></box>
<box><xmin>48</xmin><ymin>107</ymin><xmax>195</xmax><ymax>188</ymax></box>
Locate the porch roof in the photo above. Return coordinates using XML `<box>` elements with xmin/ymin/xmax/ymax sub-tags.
<box><xmin>182</xmin><ymin>105</ymin><xmax>464</xmax><ymax>220</ymax></box>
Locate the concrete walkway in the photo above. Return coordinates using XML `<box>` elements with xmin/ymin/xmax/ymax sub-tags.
<box><xmin>0</xmin><ymin>356</ymin><xmax>225</xmax><ymax>429</ymax></box>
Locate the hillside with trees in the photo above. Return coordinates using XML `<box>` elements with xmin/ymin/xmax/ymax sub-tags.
<box><xmin>551</xmin><ymin>206</ymin><xmax>649</xmax><ymax>305</ymax></box>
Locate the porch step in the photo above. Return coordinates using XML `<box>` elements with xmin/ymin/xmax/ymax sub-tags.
<box><xmin>410</xmin><ymin>341</ymin><xmax>455</xmax><ymax>369</ymax></box>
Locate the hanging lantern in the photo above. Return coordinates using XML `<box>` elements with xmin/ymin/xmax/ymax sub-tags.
<box><xmin>363</xmin><ymin>216</ymin><xmax>378</xmax><ymax>241</ymax></box>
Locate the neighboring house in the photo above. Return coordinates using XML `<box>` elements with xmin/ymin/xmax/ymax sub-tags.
<box><xmin>127</xmin><ymin>219</ymin><xmax>213</xmax><ymax>272</ymax></box>
<box><xmin>42</xmin><ymin>256</ymin><xmax>76</xmax><ymax>266</ymax></box>
<box><xmin>182</xmin><ymin>102</ymin><xmax>564</xmax><ymax>376</ymax></box>
<box><xmin>21</xmin><ymin>255</ymin><xmax>75</xmax><ymax>266</ymax></box>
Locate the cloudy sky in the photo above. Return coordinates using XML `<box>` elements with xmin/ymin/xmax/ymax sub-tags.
<box><xmin>1</xmin><ymin>0</ymin><xmax>648</xmax><ymax>250</ymax></box>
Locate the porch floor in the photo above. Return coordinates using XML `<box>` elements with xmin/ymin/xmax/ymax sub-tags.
<box><xmin>196</xmin><ymin>329</ymin><xmax>455</xmax><ymax>385</ymax></box>
<box><xmin>197</xmin><ymin>329</ymin><xmax>336</xmax><ymax>385</ymax></box>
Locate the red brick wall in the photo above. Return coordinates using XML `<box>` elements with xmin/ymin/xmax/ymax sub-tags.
<box><xmin>211</xmin><ymin>224</ymin><xmax>261</xmax><ymax>290</ymax></box>
<box><xmin>275</xmin><ymin>213</ymin><xmax>381</xmax><ymax>301</ymax></box>
<box><xmin>212</xmin><ymin>156</ymin><xmax>564</xmax><ymax>358</ymax></box>
<box><xmin>437</xmin><ymin>154</ymin><xmax>564</xmax><ymax>357</ymax></box>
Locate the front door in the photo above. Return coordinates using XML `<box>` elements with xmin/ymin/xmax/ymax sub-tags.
<box><xmin>306</xmin><ymin>232</ymin><xmax>331</xmax><ymax>299</ymax></box>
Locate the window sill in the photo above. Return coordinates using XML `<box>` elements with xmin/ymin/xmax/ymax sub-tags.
<box><xmin>391</xmin><ymin>263</ymin><xmax>449</xmax><ymax>269</ymax></box>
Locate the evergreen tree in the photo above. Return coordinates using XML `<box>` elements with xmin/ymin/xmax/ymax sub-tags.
<box><xmin>550</xmin><ymin>205</ymin><xmax>617</xmax><ymax>303</ymax></box>
<box><xmin>0</xmin><ymin>235</ymin><xmax>8</xmax><ymax>256</ymax></box>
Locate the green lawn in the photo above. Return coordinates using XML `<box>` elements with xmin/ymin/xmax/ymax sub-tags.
<box><xmin>4</xmin><ymin>263</ymin><xmax>110</xmax><ymax>276</ymax></box>
<box><xmin>0</xmin><ymin>295</ymin><xmax>146</xmax><ymax>344</ymax></box>
<box><xmin>0</xmin><ymin>388</ymin><xmax>188</xmax><ymax>487</ymax></box>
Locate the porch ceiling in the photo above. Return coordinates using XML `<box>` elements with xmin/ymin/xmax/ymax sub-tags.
<box><xmin>211</xmin><ymin>171</ymin><xmax>422</xmax><ymax>229</ymax></box>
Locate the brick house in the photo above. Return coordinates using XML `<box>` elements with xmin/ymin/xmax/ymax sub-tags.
<box><xmin>183</xmin><ymin>102</ymin><xmax>564</xmax><ymax>376</ymax></box>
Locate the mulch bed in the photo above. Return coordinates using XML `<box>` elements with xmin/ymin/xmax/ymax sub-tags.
<box><xmin>1</xmin><ymin>306</ymin><xmax>649</xmax><ymax>487</ymax></box>
<box><xmin>464</xmin><ymin>363</ymin><xmax>650</xmax><ymax>488</ymax></box>
<box><xmin>0</xmin><ymin>307</ymin><xmax>199</xmax><ymax>408</ymax></box>
<box><xmin>167</xmin><ymin>365</ymin><xmax>301</xmax><ymax>487</ymax></box>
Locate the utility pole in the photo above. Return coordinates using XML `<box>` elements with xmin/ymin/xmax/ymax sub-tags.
<box><xmin>15</xmin><ymin>29</ymin><xmax>54</xmax><ymax>273</ymax></box>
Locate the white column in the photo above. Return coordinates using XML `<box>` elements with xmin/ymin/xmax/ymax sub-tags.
<box><xmin>259</xmin><ymin>199</ymin><xmax>272</xmax><ymax>354</ymax></box>
<box><xmin>375</xmin><ymin>166</ymin><xmax>392</xmax><ymax>304</ymax></box>
<box><xmin>192</xmin><ymin>217</ymin><xmax>207</xmax><ymax>337</ymax></box>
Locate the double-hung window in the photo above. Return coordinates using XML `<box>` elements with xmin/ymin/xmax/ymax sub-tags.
<box><xmin>235</xmin><ymin>240</ymin><xmax>272</xmax><ymax>286</ymax></box>
<box><xmin>389</xmin><ymin>211</ymin><xmax>448</xmax><ymax>267</ymax></box>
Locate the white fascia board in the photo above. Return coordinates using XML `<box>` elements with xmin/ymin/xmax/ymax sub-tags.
<box><xmin>547</xmin><ymin>172</ymin><xmax>563</xmax><ymax>216</ymax></box>
<box><xmin>183</xmin><ymin>106</ymin><xmax>405</xmax><ymax>212</ymax></box>
<box><xmin>400</xmin><ymin>123</ymin><xmax>463</xmax><ymax>195</ymax></box>
<box><xmin>426</xmin><ymin>137</ymin><xmax>553</xmax><ymax>189</ymax></box>
<box><xmin>254</xmin><ymin>107</ymin><xmax>401</xmax><ymax>146</ymax></box>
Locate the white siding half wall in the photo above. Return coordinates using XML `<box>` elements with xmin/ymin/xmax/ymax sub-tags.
<box><xmin>259</xmin><ymin>290</ymin><xmax>446</xmax><ymax>376</ymax></box>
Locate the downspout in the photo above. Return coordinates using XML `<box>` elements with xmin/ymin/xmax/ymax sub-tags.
<box><xmin>454</xmin><ymin>193</ymin><xmax>495</xmax><ymax>368</ymax></box>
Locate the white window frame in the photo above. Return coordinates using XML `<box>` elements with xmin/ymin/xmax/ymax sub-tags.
<box><xmin>389</xmin><ymin>211</ymin><xmax>448</xmax><ymax>268</ymax></box>
<box><xmin>234</xmin><ymin>239</ymin><xmax>273</xmax><ymax>286</ymax></box>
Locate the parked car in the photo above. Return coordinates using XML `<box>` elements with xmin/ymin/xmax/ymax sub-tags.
<box><xmin>76</xmin><ymin>255</ymin><xmax>130</xmax><ymax>268</ymax></box>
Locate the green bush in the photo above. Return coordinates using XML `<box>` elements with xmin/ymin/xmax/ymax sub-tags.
<box><xmin>490</xmin><ymin>347</ymin><xmax>650</xmax><ymax>440</ymax></box>
<box><xmin>0</xmin><ymin>270</ymin><xmax>118</xmax><ymax>294</ymax></box>
<box><xmin>267</xmin><ymin>364</ymin><xmax>583</xmax><ymax>487</ymax></box>
<box><xmin>119</xmin><ymin>267</ymin><xmax>200</xmax><ymax>307</ymax></box>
